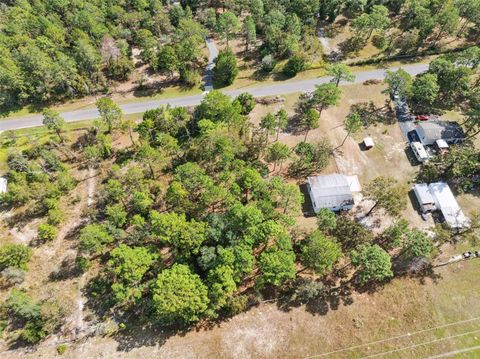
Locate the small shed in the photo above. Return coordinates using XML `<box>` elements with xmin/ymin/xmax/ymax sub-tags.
<box><xmin>307</xmin><ymin>174</ymin><xmax>355</xmax><ymax>213</ymax></box>
<box><xmin>363</xmin><ymin>137</ymin><xmax>374</xmax><ymax>149</ymax></box>
<box><xmin>428</xmin><ymin>182</ymin><xmax>469</xmax><ymax>230</ymax></box>
<box><xmin>415</xmin><ymin>121</ymin><xmax>464</xmax><ymax>146</ymax></box>
<box><xmin>0</xmin><ymin>177</ymin><xmax>6</xmax><ymax>194</ymax></box>
<box><xmin>435</xmin><ymin>139</ymin><xmax>449</xmax><ymax>154</ymax></box>
<box><xmin>413</xmin><ymin>183</ymin><xmax>436</xmax><ymax>213</ymax></box>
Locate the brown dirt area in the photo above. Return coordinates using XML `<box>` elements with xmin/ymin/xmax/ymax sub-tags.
<box><xmin>9</xmin><ymin>252</ymin><xmax>480</xmax><ymax>359</ymax></box>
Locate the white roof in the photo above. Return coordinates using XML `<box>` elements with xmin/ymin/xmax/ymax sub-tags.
<box><xmin>308</xmin><ymin>174</ymin><xmax>353</xmax><ymax>209</ymax></box>
<box><xmin>436</xmin><ymin>139</ymin><xmax>449</xmax><ymax>149</ymax></box>
<box><xmin>0</xmin><ymin>177</ymin><xmax>6</xmax><ymax>194</ymax></box>
<box><xmin>411</xmin><ymin>142</ymin><xmax>428</xmax><ymax>158</ymax></box>
<box><xmin>428</xmin><ymin>182</ymin><xmax>469</xmax><ymax>229</ymax></box>
<box><xmin>413</xmin><ymin>183</ymin><xmax>434</xmax><ymax>204</ymax></box>
<box><xmin>363</xmin><ymin>137</ymin><xmax>374</xmax><ymax>147</ymax></box>
<box><xmin>345</xmin><ymin>175</ymin><xmax>362</xmax><ymax>192</ymax></box>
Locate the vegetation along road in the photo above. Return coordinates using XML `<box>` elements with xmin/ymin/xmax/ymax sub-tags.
<box><xmin>0</xmin><ymin>63</ymin><xmax>428</xmax><ymax>132</ymax></box>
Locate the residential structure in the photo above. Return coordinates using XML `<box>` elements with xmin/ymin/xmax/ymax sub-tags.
<box><xmin>428</xmin><ymin>182</ymin><xmax>469</xmax><ymax>230</ymax></box>
<box><xmin>415</xmin><ymin>121</ymin><xmax>464</xmax><ymax>146</ymax></box>
<box><xmin>413</xmin><ymin>183</ymin><xmax>436</xmax><ymax>213</ymax></box>
<box><xmin>413</xmin><ymin>182</ymin><xmax>469</xmax><ymax>230</ymax></box>
<box><xmin>306</xmin><ymin>174</ymin><xmax>361</xmax><ymax>213</ymax></box>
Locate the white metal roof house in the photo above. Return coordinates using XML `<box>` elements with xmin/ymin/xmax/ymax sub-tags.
<box><xmin>307</xmin><ymin>174</ymin><xmax>360</xmax><ymax>213</ymax></box>
<box><xmin>413</xmin><ymin>183</ymin><xmax>436</xmax><ymax>213</ymax></box>
<box><xmin>0</xmin><ymin>177</ymin><xmax>6</xmax><ymax>194</ymax></box>
<box><xmin>428</xmin><ymin>182</ymin><xmax>469</xmax><ymax>230</ymax></box>
<box><xmin>415</xmin><ymin>121</ymin><xmax>464</xmax><ymax>146</ymax></box>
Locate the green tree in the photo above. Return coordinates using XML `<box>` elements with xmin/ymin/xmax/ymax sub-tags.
<box><xmin>338</xmin><ymin>112</ymin><xmax>362</xmax><ymax>148</ymax></box>
<box><xmin>316</xmin><ymin>208</ymin><xmax>337</xmax><ymax>234</ymax></box>
<box><xmin>234</xmin><ymin>93</ymin><xmax>256</xmax><ymax>115</ymax></box>
<box><xmin>364</xmin><ymin>177</ymin><xmax>407</xmax><ymax>217</ymax></box>
<box><xmin>327</xmin><ymin>64</ymin><xmax>355</xmax><ymax>87</ymax></box>
<box><xmin>207</xmin><ymin>264</ymin><xmax>237</xmax><ymax>310</ymax></box>
<box><xmin>108</xmin><ymin>244</ymin><xmax>157</xmax><ymax>304</ymax></box>
<box><xmin>402</xmin><ymin>230</ymin><xmax>434</xmax><ymax>259</ymax></box>
<box><xmin>42</xmin><ymin>109</ymin><xmax>66</xmax><ymax>142</ymax></box>
<box><xmin>157</xmin><ymin>45</ymin><xmax>178</xmax><ymax>78</ymax></box>
<box><xmin>283</xmin><ymin>54</ymin><xmax>308</xmax><ymax>77</ymax></box>
<box><xmin>150</xmin><ymin>211</ymin><xmax>206</xmax><ymax>257</ymax></box>
<box><xmin>274</xmin><ymin>109</ymin><xmax>289</xmax><ymax>141</ymax></box>
<box><xmin>411</xmin><ymin>73</ymin><xmax>440</xmax><ymax>109</ymax></box>
<box><xmin>301</xmin><ymin>230</ymin><xmax>341</xmax><ymax>276</ymax></box>
<box><xmin>105</xmin><ymin>204</ymin><xmax>128</xmax><ymax>228</ymax></box>
<box><xmin>351</xmin><ymin>244</ymin><xmax>393</xmax><ymax>284</ymax></box>
<box><xmin>260</xmin><ymin>112</ymin><xmax>276</xmax><ymax>141</ymax></box>
<box><xmin>302</xmin><ymin>108</ymin><xmax>320</xmax><ymax>142</ymax></box>
<box><xmin>334</xmin><ymin>216</ymin><xmax>374</xmax><ymax>250</ymax></box>
<box><xmin>152</xmin><ymin>264</ymin><xmax>209</xmax><ymax>324</ymax></box>
<box><xmin>266</xmin><ymin>142</ymin><xmax>290</xmax><ymax>171</ymax></box>
<box><xmin>383</xmin><ymin>69</ymin><xmax>413</xmax><ymax>103</ymax></box>
<box><xmin>243</xmin><ymin>15</ymin><xmax>257</xmax><ymax>52</ymax></box>
<box><xmin>216</xmin><ymin>12</ymin><xmax>240</xmax><ymax>47</ymax></box>
<box><xmin>258</xmin><ymin>244</ymin><xmax>296</xmax><ymax>287</ymax></box>
<box><xmin>0</xmin><ymin>244</ymin><xmax>32</xmax><ymax>270</ymax></box>
<box><xmin>214</xmin><ymin>49</ymin><xmax>239</xmax><ymax>86</ymax></box>
<box><xmin>79</xmin><ymin>224</ymin><xmax>113</xmax><ymax>255</ymax></box>
<box><xmin>96</xmin><ymin>97</ymin><xmax>122</xmax><ymax>133</ymax></box>
<box><xmin>311</xmin><ymin>83</ymin><xmax>341</xmax><ymax>117</ymax></box>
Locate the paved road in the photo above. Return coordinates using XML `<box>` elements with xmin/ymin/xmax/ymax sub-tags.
<box><xmin>0</xmin><ymin>63</ymin><xmax>429</xmax><ymax>131</ymax></box>
<box><xmin>203</xmin><ymin>37</ymin><xmax>218</xmax><ymax>92</ymax></box>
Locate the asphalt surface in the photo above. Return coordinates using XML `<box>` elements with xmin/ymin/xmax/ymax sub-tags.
<box><xmin>203</xmin><ymin>37</ymin><xmax>218</xmax><ymax>92</ymax></box>
<box><xmin>0</xmin><ymin>63</ymin><xmax>429</xmax><ymax>131</ymax></box>
<box><xmin>394</xmin><ymin>95</ymin><xmax>416</xmax><ymax>141</ymax></box>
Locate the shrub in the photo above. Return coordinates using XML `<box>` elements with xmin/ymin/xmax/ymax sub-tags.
<box><xmin>0</xmin><ymin>244</ymin><xmax>32</xmax><ymax>270</ymax></box>
<box><xmin>224</xmin><ymin>295</ymin><xmax>249</xmax><ymax>316</ymax></box>
<box><xmin>179</xmin><ymin>66</ymin><xmax>201</xmax><ymax>87</ymax></box>
<box><xmin>75</xmin><ymin>256</ymin><xmax>91</xmax><ymax>273</ymax></box>
<box><xmin>261</xmin><ymin>54</ymin><xmax>276</xmax><ymax>73</ymax></box>
<box><xmin>47</xmin><ymin>209</ymin><xmax>64</xmax><ymax>226</ymax></box>
<box><xmin>38</xmin><ymin>223</ymin><xmax>58</xmax><ymax>242</ymax></box>
<box><xmin>56</xmin><ymin>344</ymin><xmax>67</xmax><ymax>355</ymax></box>
<box><xmin>283</xmin><ymin>54</ymin><xmax>308</xmax><ymax>77</ymax></box>
<box><xmin>21</xmin><ymin>321</ymin><xmax>46</xmax><ymax>344</ymax></box>
<box><xmin>0</xmin><ymin>267</ymin><xmax>26</xmax><ymax>286</ymax></box>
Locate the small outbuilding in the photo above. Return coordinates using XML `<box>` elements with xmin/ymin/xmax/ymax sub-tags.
<box><xmin>0</xmin><ymin>177</ymin><xmax>6</xmax><ymax>194</ymax></box>
<box><xmin>307</xmin><ymin>174</ymin><xmax>359</xmax><ymax>213</ymax></box>
<box><xmin>415</xmin><ymin>121</ymin><xmax>464</xmax><ymax>146</ymax></box>
<box><xmin>363</xmin><ymin>137</ymin><xmax>374</xmax><ymax>149</ymax></box>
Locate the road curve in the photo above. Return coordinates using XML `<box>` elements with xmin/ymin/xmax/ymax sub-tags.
<box><xmin>0</xmin><ymin>63</ymin><xmax>429</xmax><ymax>131</ymax></box>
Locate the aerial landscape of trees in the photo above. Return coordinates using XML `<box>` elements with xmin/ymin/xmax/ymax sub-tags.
<box><xmin>0</xmin><ymin>0</ymin><xmax>480</xmax><ymax>354</ymax></box>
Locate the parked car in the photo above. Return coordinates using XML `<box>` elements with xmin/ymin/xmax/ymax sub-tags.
<box><xmin>475</xmin><ymin>251</ymin><xmax>480</xmax><ymax>258</ymax></box>
<box><xmin>415</xmin><ymin>115</ymin><xmax>430</xmax><ymax>121</ymax></box>
<box><xmin>410</xmin><ymin>141</ymin><xmax>430</xmax><ymax>163</ymax></box>
<box><xmin>463</xmin><ymin>251</ymin><xmax>473</xmax><ymax>259</ymax></box>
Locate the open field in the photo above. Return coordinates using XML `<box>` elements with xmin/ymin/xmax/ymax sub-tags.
<box><xmin>11</xmin><ymin>245</ymin><xmax>480</xmax><ymax>359</ymax></box>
